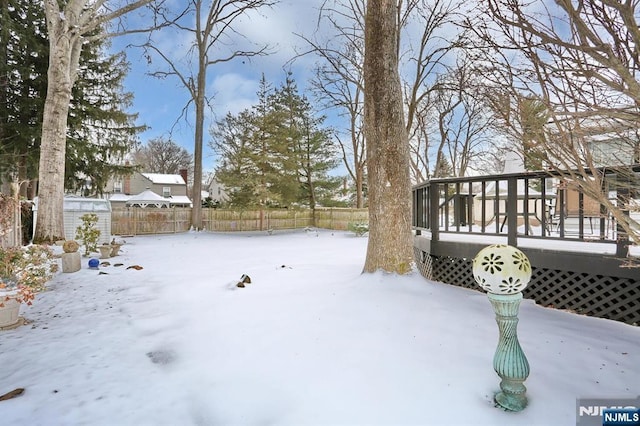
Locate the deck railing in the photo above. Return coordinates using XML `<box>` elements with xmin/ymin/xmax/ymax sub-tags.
<box><xmin>412</xmin><ymin>166</ymin><xmax>640</xmax><ymax>258</ymax></box>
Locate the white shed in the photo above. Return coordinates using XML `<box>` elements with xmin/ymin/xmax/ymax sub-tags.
<box><xmin>33</xmin><ymin>196</ymin><xmax>112</xmax><ymax>243</ymax></box>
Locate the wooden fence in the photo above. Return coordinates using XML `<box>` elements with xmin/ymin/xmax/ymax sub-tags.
<box><xmin>112</xmin><ymin>208</ymin><xmax>192</xmax><ymax>235</ymax></box>
<box><xmin>111</xmin><ymin>207</ymin><xmax>369</xmax><ymax>236</ymax></box>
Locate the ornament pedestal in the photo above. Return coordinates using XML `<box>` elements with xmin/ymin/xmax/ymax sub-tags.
<box><xmin>488</xmin><ymin>292</ymin><xmax>530</xmax><ymax>411</ymax></box>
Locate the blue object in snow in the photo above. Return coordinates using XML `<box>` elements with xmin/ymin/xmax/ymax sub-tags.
<box><xmin>88</xmin><ymin>258</ymin><xmax>100</xmax><ymax>269</ymax></box>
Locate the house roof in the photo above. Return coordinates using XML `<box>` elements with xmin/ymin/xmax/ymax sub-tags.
<box><xmin>141</xmin><ymin>173</ymin><xmax>186</xmax><ymax>185</ymax></box>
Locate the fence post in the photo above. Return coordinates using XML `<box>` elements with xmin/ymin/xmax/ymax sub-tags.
<box><xmin>330</xmin><ymin>208</ymin><xmax>334</xmax><ymax>230</ymax></box>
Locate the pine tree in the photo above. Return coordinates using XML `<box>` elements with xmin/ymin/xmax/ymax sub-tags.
<box><xmin>211</xmin><ymin>75</ymin><xmax>340</xmax><ymax>209</ymax></box>
<box><xmin>0</xmin><ymin>0</ymin><xmax>48</xmax><ymax>196</ymax></box>
<box><xmin>271</xmin><ymin>75</ymin><xmax>339</xmax><ymax>209</ymax></box>
<box><xmin>65</xmin><ymin>36</ymin><xmax>145</xmax><ymax>196</ymax></box>
<box><xmin>211</xmin><ymin>110</ymin><xmax>258</xmax><ymax>207</ymax></box>
<box><xmin>0</xmin><ymin>1</ymin><xmax>144</xmax><ymax>198</ymax></box>
<box><xmin>269</xmin><ymin>74</ymin><xmax>306</xmax><ymax>206</ymax></box>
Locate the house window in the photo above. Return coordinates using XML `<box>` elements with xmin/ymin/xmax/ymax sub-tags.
<box><xmin>163</xmin><ymin>187</ymin><xmax>171</xmax><ymax>197</ymax></box>
<box><xmin>113</xmin><ymin>181</ymin><xmax>123</xmax><ymax>193</ymax></box>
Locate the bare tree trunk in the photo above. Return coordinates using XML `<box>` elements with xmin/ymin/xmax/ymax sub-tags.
<box><xmin>301</xmin><ymin>1</ymin><xmax>367</xmax><ymax>207</ymax></box>
<box><xmin>34</xmin><ymin>0</ymin><xmax>156</xmax><ymax>243</ymax></box>
<box><xmin>33</xmin><ymin>9</ymin><xmax>80</xmax><ymax>243</ymax></box>
<box><xmin>355</xmin><ymin>166</ymin><xmax>364</xmax><ymax>208</ymax></box>
<box><xmin>191</xmin><ymin>50</ymin><xmax>206</xmax><ymax>231</ymax></box>
<box><xmin>363</xmin><ymin>0</ymin><xmax>413</xmax><ymax>274</ymax></box>
<box><xmin>144</xmin><ymin>1</ymin><xmax>271</xmax><ymax>228</ymax></box>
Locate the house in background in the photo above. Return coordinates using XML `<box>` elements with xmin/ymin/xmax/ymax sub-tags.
<box><xmin>106</xmin><ymin>170</ymin><xmax>192</xmax><ymax>208</ymax></box>
<box><xmin>205</xmin><ymin>177</ymin><xmax>229</xmax><ymax>206</ymax></box>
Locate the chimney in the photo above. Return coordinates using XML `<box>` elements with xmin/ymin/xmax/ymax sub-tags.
<box><xmin>179</xmin><ymin>169</ymin><xmax>188</xmax><ymax>187</ymax></box>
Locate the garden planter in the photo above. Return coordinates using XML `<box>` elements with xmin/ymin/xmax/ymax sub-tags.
<box><xmin>0</xmin><ymin>292</ymin><xmax>21</xmax><ymax>328</ymax></box>
<box><xmin>110</xmin><ymin>244</ymin><xmax>122</xmax><ymax>257</ymax></box>
<box><xmin>98</xmin><ymin>245</ymin><xmax>112</xmax><ymax>259</ymax></box>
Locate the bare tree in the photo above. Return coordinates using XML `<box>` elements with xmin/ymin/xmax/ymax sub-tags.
<box><xmin>430</xmin><ymin>60</ymin><xmax>497</xmax><ymax>177</ymax></box>
<box><xmin>133</xmin><ymin>137</ymin><xmax>193</xmax><ymax>174</ymax></box>
<box><xmin>402</xmin><ymin>0</ymin><xmax>467</xmax><ymax>182</ymax></box>
<box><xmin>467</xmin><ymin>0</ymin><xmax>640</xmax><ymax>242</ymax></box>
<box><xmin>363</xmin><ymin>0</ymin><xmax>413</xmax><ymax>273</ymax></box>
<box><xmin>297</xmin><ymin>0</ymin><xmax>367</xmax><ymax>207</ymax></box>
<box><xmin>301</xmin><ymin>0</ymin><xmax>470</xmax><ymax>188</ymax></box>
<box><xmin>141</xmin><ymin>0</ymin><xmax>274</xmax><ymax>230</ymax></box>
<box><xmin>34</xmin><ymin>0</ymin><xmax>160</xmax><ymax>243</ymax></box>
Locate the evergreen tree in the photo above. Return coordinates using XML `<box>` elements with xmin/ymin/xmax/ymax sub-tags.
<box><xmin>211</xmin><ymin>74</ymin><xmax>340</xmax><ymax>209</ymax></box>
<box><xmin>269</xmin><ymin>75</ymin><xmax>306</xmax><ymax>206</ymax></box>
<box><xmin>0</xmin><ymin>0</ymin><xmax>48</xmax><ymax>196</ymax></box>
<box><xmin>211</xmin><ymin>110</ymin><xmax>259</xmax><ymax>207</ymax></box>
<box><xmin>271</xmin><ymin>75</ymin><xmax>340</xmax><ymax>209</ymax></box>
<box><xmin>0</xmin><ymin>0</ymin><xmax>143</xmax><ymax>198</ymax></box>
<box><xmin>65</xmin><ymin>35</ymin><xmax>144</xmax><ymax>196</ymax></box>
<box><xmin>251</xmin><ymin>75</ymin><xmax>289</xmax><ymax>206</ymax></box>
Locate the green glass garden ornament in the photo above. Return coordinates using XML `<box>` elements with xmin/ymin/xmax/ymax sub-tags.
<box><xmin>472</xmin><ymin>244</ymin><xmax>532</xmax><ymax>412</ymax></box>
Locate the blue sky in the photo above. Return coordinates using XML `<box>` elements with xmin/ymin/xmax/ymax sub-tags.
<box><xmin>110</xmin><ymin>0</ymin><xmax>328</xmax><ymax>174</ymax></box>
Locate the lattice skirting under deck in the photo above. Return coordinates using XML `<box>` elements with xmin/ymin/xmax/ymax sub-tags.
<box><xmin>414</xmin><ymin>251</ymin><xmax>640</xmax><ymax>326</ymax></box>
<box><xmin>413</xmin><ymin>246</ymin><xmax>433</xmax><ymax>279</ymax></box>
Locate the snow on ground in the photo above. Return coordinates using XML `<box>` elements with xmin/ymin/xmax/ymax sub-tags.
<box><xmin>1</xmin><ymin>229</ymin><xmax>638</xmax><ymax>425</ymax></box>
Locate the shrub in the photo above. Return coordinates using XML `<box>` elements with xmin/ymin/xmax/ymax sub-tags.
<box><xmin>75</xmin><ymin>213</ymin><xmax>101</xmax><ymax>256</ymax></box>
<box><xmin>0</xmin><ymin>245</ymin><xmax>58</xmax><ymax>305</ymax></box>
<box><xmin>348</xmin><ymin>221</ymin><xmax>369</xmax><ymax>237</ymax></box>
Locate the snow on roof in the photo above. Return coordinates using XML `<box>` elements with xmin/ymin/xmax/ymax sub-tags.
<box><xmin>126</xmin><ymin>189</ymin><xmax>171</xmax><ymax>207</ymax></box>
<box><xmin>32</xmin><ymin>196</ymin><xmax>112</xmax><ymax>212</ymax></box>
<box><xmin>141</xmin><ymin>173</ymin><xmax>186</xmax><ymax>185</ymax></box>
<box><xmin>168</xmin><ymin>195</ymin><xmax>193</xmax><ymax>207</ymax></box>
<box><xmin>108</xmin><ymin>193</ymin><xmax>130</xmax><ymax>202</ymax></box>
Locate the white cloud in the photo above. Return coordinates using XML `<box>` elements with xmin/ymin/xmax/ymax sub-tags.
<box><xmin>231</xmin><ymin>0</ymin><xmax>325</xmax><ymax>76</ymax></box>
<box><xmin>210</xmin><ymin>72</ymin><xmax>259</xmax><ymax>117</ymax></box>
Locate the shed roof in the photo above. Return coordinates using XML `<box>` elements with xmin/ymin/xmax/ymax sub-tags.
<box><xmin>33</xmin><ymin>196</ymin><xmax>112</xmax><ymax>212</ymax></box>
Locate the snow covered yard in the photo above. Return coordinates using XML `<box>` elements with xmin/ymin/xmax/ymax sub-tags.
<box><xmin>1</xmin><ymin>229</ymin><xmax>638</xmax><ymax>425</ymax></box>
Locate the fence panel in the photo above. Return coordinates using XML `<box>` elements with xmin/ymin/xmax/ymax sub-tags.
<box><xmin>314</xmin><ymin>208</ymin><xmax>369</xmax><ymax>230</ymax></box>
<box><xmin>112</xmin><ymin>207</ymin><xmax>191</xmax><ymax>235</ymax></box>
<box><xmin>112</xmin><ymin>207</ymin><xmax>368</xmax><ymax>235</ymax></box>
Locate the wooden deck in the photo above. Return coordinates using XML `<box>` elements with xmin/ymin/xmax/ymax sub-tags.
<box><xmin>412</xmin><ymin>167</ymin><xmax>640</xmax><ymax>325</ymax></box>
